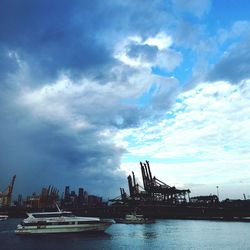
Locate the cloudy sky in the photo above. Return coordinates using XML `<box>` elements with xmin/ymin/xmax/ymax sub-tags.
<box><xmin>0</xmin><ymin>0</ymin><xmax>250</xmax><ymax>200</ymax></box>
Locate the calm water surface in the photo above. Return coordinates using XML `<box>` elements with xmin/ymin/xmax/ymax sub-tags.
<box><xmin>1</xmin><ymin>218</ymin><xmax>250</xmax><ymax>250</ymax></box>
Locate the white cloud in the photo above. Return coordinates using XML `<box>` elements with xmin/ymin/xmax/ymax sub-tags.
<box><xmin>17</xmin><ymin>64</ymin><xmax>153</xmax><ymax>131</ymax></box>
<box><xmin>144</xmin><ymin>32</ymin><xmax>173</xmax><ymax>50</ymax></box>
<box><xmin>155</xmin><ymin>49</ymin><xmax>182</xmax><ymax>72</ymax></box>
<box><xmin>118</xmin><ymin>80</ymin><xmax>250</xmax><ymax>198</ymax></box>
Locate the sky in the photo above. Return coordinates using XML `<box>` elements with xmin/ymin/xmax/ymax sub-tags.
<box><xmin>0</xmin><ymin>0</ymin><xmax>250</xmax><ymax>200</ymax></box>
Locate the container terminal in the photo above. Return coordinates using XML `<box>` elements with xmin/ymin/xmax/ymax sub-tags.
<box><xmin>1</xmin><ymin>161</ymin><xmax>250</xmax><ymax>221</ymax></box>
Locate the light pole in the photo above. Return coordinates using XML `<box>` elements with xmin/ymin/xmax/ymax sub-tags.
<box><xmin>216</xmin><ymin>186</ymin><xmax>219</xmax><ymax>201</ymax></box>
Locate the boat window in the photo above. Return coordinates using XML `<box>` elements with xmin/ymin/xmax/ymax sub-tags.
<box><xmin>22</xmin><ymin>222</ymin><xmax>39</xmax><ymax>226</ymax></box>
<box><xmin>23</xmin><ymin>222</ymin><xmax>55</xmax><ymax>226</ymax></box>
<box><xmin>37</xmin><ymin>221</ymin><xmax>47</xmax><ymax>225</ymax></box>
<box><xmin>33</xmin><ymin>214</ymin><xmax>61</xmax><ymax>218</ymax></box>
<box><xmin>57</xmin><ymin>222</ymin><xmax>71</xmax><ymax>225</ymax></box>
<box><xmin>32</xmin><ymin>213</ymin><xmax>74</xmax><ymax>218</ymax></box>
<box><xmin>62</xmin><ymin>213</ymin><xmax>75</xmax><ymax>217</ymax></box>
<box><xmin>49</xmin><ymin>222</ymin><xmax>74</xmax><ymax>225</ymax></box>
<box><xmin>32</xmin><ymin>212</ymin><xmax>74</xmax><ymax>218</ymax></box>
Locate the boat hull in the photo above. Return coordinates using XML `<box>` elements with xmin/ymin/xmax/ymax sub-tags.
<box><xmin>0</xmin><ymin>216</ymin><xmax>8</xmax><ymax>221</ymax></box>
<box><xmin>15</xmin><ymin>220</ymin><xmax>114</xmax><ymax>234</ymax></box>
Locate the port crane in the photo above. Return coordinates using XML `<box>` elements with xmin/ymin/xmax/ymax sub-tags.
<box><xmin>0</xmin><ymin>175</ymin><xmax>16</xmax><ymax>207</ymax></box>
<box><xmin>112</xmin><ymin>161</ymin><xmax>190</xmax><ymax>204</ymax></box>
<box><xmin>139</xmin><ymin>160</ymin><xmax>190</xmax><ymax>202</ymax></box>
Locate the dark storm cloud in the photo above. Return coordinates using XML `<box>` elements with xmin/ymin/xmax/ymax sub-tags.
<box><xmin>0</xmin><ymin>91</ymin><xmax>126</xmax><ymax>196</ymax></box>
<box><xmin>0</xmin><ymin>0</ymin><xmax>181</xmax><ymax>197</ymax></box>
<box><xmin>208</xmin><ymin>38</ymin><xmax>250</xmax><ymax>83</ymax></box>
<box><xmin>0</xmin><ymin>0</ymin><xmax>172</xmax><ymax>83</ymax></box>
<box><xmin>0</xmin><ymin>46</ymin><xmax>19</xmax><ymax>83</ymax></box>
<box><xmin>0</xmin><ymin>0</ymin><xmax>116</xmax><ymax>82</ymax></box>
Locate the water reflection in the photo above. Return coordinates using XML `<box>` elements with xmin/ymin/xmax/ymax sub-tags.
<box><xmin>125</xmin><ymin>224</ymin><xmax>158</xmax><ymax>239</ymax></box>
<box><xmin>143</xmin><ymin>231</ymin><xmax>157</xmax><ymax>239</ymax></box>
<box><xmin>1</xmin><ymin>219</ymin><xmax>250</xmax><ymax>250</ymax></box>
<box><xmin>16</xmin><ymin>231</ymin><xmax>112</xmax><ymax>240</ymax></box>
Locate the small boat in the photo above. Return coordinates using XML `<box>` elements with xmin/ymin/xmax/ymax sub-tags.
<box><xmin>115</xmin><ymin>213</ymin><xmax>154</xmax><ymax>224</ymax></box>
<box><xmin>15</xmin><ymin>207</ymin><xmax>114</xmax><ymax>234</ymax></box>
<box><xmin>0</xmin><ymin>215</ymin><xmax>8</xmax><ymax>221</ymax></box>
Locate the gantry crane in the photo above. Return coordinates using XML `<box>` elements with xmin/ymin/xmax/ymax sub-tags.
<box><xmin>140</xmin><ymin>161</ymin><xmax>190</xmax><ymax>202</ymax></box>
<box><xmin>0</xmin><ymin>175</ymin><xmax>16</xmax><ymax>207</ymax></box>
<box><xmin>114</xmin><ymin>161</ymin><xmax>190</xmax><ymax>204</ymax></box>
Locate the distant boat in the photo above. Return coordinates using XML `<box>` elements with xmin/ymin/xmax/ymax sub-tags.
<box><xmin>0</xmin><ymin>215</ymin><xmax>8</xmax><ymax>221</ymax></box>
<box><xmin>15</xmin><ymin>208</ymin><xmax>114</xmax><ymax>234</ymax></box>
<box><xmin>115</xmin><ymin>213</ymin><xmax>154</xmax><ymax>224</ymax></box>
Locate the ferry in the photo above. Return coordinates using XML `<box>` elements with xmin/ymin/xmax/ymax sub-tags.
<box><xmin>0</xmin><ymin>215</ymin><xmax>8</xmax><ymax>221</ymax></box>
<box><xmin>15</xmin><ymin>209</ymin><xmax>114</xmax><ymax>234</ymax></box>
<box><xmin>115</xmin><ymin>213</ymin><xmax>154</xmax><ymax>224</ymax></box>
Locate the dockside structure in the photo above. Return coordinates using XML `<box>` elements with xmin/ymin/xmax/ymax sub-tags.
<box><xmin>109</xmin><ymin>161</ymin><xmax>250</xmax><ymax>220</ymax></box>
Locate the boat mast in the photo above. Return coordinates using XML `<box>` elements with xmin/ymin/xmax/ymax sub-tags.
<box><xmin>55</xmin><ymin>203</ymin><xmax>62</xmax><ymax>212</ymax></box>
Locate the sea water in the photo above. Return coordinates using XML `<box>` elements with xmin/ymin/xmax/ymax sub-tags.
<box><xmin>1</xmin><ymin>218</ymin><xmax>250</xmax><ymax>250</ymax></box>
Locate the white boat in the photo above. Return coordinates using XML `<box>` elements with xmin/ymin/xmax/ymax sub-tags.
<box><xmin>15</xmin><ymin>209</ymin><xmax>114</xmax><ymax>234</ymax></box>
<box><xmin>0</xmin><ymin>215</ymin><xmax>8</xmax><ymax>221</ymax></box>
<box><xmin>115</xmin><ymin>213</ymin><xmax>154</xmax><ymax>224</ymax></box>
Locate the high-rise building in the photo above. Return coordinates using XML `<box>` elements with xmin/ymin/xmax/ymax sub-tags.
<box><xmin>64</xmin><ymin>186</ymin><xmax>70</xmax><ymax>201</ymax></box>
<box><xmin>78</xmin><ymin>188</ymin><xmax>84</xmax><ymax>197</ymax></box>
<box><xmin>78</xmin><ymin>188</ymin><xmax>84</xmax><ymax>206</ymax></box>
